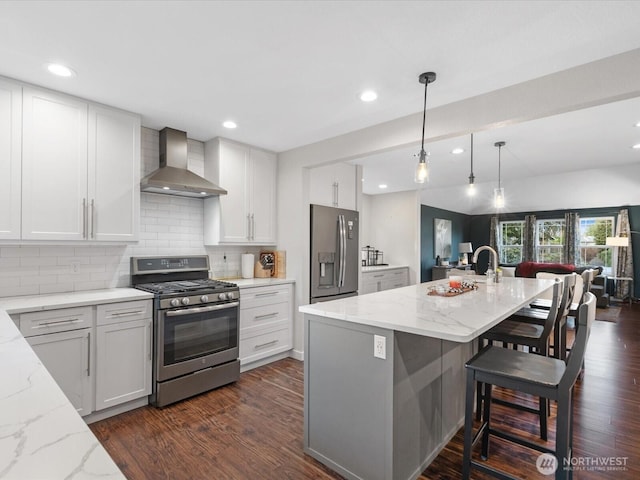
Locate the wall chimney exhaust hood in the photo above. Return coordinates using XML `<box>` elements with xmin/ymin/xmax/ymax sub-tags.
<box><xmin>140</xmin><ymin>127</ymin><xmax>227</xmax><ymax>198</ymax></box>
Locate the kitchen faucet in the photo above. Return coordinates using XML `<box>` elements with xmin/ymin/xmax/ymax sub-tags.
<box><xmin>472</xmin><ymin>245</ymin><xmax>499</xmax><ymax>283</ymax></box>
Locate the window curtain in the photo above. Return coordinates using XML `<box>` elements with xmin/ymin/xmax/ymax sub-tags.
<box><xmin>563</xmin><ymin>212</ymin><xmax>579</xmax><ymax>265</ymax></box>
<box><xmin>523</xmin><ymin>214</ymin><xmax>536</xmax><ymax>262</ymax></box>
<box><xmin>615</xmin><ymin>209</ymin><xmax>634</xmax><ymax>299</ymax></box>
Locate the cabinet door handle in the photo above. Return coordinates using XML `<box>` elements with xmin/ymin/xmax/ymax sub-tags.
<box><xmin>254</xmin><ymin>312</ymin><xmax>278</xmax><ymax>321</ymax></box>
<box><xmin>255</xmin><ymin>292</ymin><xmax>278</xmax><ymax>298</ymax></box>
<box><xmin>87</xmin><ymin>331</ymin><xmax>91</xmax><ymax>376</ymax></box>
<box><xmin>251</xmin><ymin>213</ymin><xmax>255</xmax><ymax>240</ymax></box>
<box><xmin>90</xmin><ymin>199</ymin><xmax>95</xmax><ymax>239</ymax></box>
<box><xmin>254</xmin><ymin>339</ymin><xmax>278</xmax><ymax>350</ymax></box>
<box><xmin>82</xmin><ymin>198</ymin><xmax>87</xmax><ymax>239</ymax></box>
<box><xmin>247</xmin><ymin>214</ymin><xmax>251</xmax><ymax>240</ymax></box>
<box><xmin>148</xmin><ymin>322</ymin><xmax>152</xmax><ymax>361</ymax></box>
<box><xmin>335</xmin><ymin>181</ymin><xmax>339</xmax><ymax>206</ymax></box>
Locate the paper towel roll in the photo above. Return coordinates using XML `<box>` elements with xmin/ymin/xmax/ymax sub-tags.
<box><xmin>241</xmin><ymin>254</ymin><xmax>255</xmax><ymax>279</ymax></box>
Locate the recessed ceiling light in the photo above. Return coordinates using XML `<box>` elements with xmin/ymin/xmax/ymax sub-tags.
<box><xmin>378</xmin><ymin>184</ymin><xmax>388</xmax><ymax>189</ymax></box>
<box><xmin>46</xmin><ymin>63</ymin><xmax>76</xmax><ymax>77</ymax></box>
<box><xmin>451</xmin><ymin>148</ymin><xmax>465</xmax><ymax>155</ymax></box>
<box><xmin>360</xmin><ymin>90</ymin><xmax>378</xmax><ymax>102</ymax></box>
<box><xmin>223</xmin><ymin>120</ymin><xmax>237</xmax><ymax>129</ymax></box>
<box><xmin>635</xmin><ymin>121</ymin><xmax>640</xmax><ymax>127</ymax></box>
<box><xmin>632</xmin><ymin>143</ymin><xmax>640</xmax><ymax>149</ymax></box>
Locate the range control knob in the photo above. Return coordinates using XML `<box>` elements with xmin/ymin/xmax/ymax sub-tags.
<box><xmin>218</xmin><ymin>292</ymin><xmax>228</xmax><ymax>301</ymax></box>
<box><xmin>170</xmin><ymin>298</ymin><xmax>180</xmax><ymax>307</ymax></box>
<box><xmin>200</xmin><ymin>295</ymin><xmax>209</xmax><ymax>303</ymax></box>
<box><xmin>227</xmin><ymin>292</ymin><xmax>235</xmax><ymax>300</ymax></box>
<box><xmin>181</xmin><ymin>297</ymin><xmax>190</xmax><ymax>306</ymax></box>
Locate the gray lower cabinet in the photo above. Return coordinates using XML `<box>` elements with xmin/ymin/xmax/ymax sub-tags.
<box><xmin>304</xmin><ymin>314</ymin><xmax>474</xmax><ymax>480</ymax></box>
<box><xmin>361</xmin><ymin>267</ymin><xmax>409</xmax><ymax>294</ymax></box>
<box><xmin>14</xmin><ymin>298</ymin><xmax>153</xmax><ymax>419</ymax></box>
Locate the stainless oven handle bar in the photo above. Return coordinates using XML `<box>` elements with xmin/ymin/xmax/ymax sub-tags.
<box><xmin>165</xmin><ymin>301</ymin><xmax>239</xmax><ymax>317</ymax></box>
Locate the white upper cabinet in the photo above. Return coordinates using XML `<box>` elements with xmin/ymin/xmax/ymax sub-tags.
<box><xmin>204</xmin><ymin>137</ymin><xmax>277</xmax><ymax>245</ymax></box>
<box><xmin>21</xmin><ymin>86</ymin><xmax>140</xmax><ymax>242</ymax></box>
<box><xmin>22</xmin><ymin>87</ymin><xmax>88</xmax><ymax>240</ymax></box>
<box><xmin>309</xmin><ymin>162</ymin><xmax>357</xmax><ymax>210</ymax></box>
<box><xmin>0</xmin><ymin>78</ymin><xmax>21</xmax><ymax>240</ymax></box>
<box><xmin>88</xmin><ymin>104</ymin><xmax>140</xmax><ymax>241</ymax></box>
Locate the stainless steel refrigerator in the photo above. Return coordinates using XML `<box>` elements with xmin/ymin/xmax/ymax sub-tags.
<box><xmin>310</xmin><ymin>204</ymin><xmax>359</xmax><ymax>303</ymax></box>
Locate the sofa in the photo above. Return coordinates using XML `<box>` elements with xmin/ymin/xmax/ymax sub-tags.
<box><xmin>507</xmin><ymin>261</ymin><xmax>608</xmax><ymax>307</ymax></box>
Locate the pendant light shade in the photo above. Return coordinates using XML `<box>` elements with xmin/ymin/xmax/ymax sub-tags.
<box><xmin>493</xmin><ymin>141</ymin><xmax>505</xmax><ymax>208</ymax></box>
<box><xmin>467</xmin><ymin>133</ymin><xmax>475</xmax><ymax>196</ymax></box>
<box><xmin>414</xmin><ymin>72</ymin><xmax>436</xmax><ymax>184</ymax></box>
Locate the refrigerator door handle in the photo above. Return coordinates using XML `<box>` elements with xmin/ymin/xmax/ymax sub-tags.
<box><xmin>338</xmin><ymin>214</ymin><xmax>346</xmax><ymax>287</ymax></box>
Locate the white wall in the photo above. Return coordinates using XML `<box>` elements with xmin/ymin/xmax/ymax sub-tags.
<box><xmin>0</xmin><ymin>127</ymin><xmax>260</xmax><ymax>298</ymax></box>
<box><xmin>365</xmin><ymin>191</ymin><xmax>420</xmax><ymax>285</ymax></box>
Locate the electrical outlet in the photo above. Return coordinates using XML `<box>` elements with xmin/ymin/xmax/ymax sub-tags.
<box><xmin>70</xmin><ymin>261</ymin><xmax>80</xmax><ymax>273</ymax></box>
<box><xmin>374</xmin><ymin>335</ymin><xmax>386</xmax><ymax>359</ymax></box>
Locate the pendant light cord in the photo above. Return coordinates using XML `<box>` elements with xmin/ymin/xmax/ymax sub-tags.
<box><xmin>469</xmin><ymin>133</ymin><xmax>474</xmax><ymax>182</ymax></box>
<box><xmin>420</xmin><ymin>79</ymin><xmax>428</xmax><ymax>155</ymax></box>
<box><xmin>498</xmin><ymin>144</ymin><xmax>501</xmax><ymax>189</ymax></box>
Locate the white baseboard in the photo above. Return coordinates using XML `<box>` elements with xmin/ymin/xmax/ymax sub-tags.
<box><xmin>290</xmin><ymin>349</ymin><xmax>304</xmax><ymax>361</ymax></box>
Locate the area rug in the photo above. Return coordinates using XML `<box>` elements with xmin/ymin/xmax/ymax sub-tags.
<box><xmin>595</xmin><ymin>306</ymin><xmax>621</xmax><ymax>322</ymax></box>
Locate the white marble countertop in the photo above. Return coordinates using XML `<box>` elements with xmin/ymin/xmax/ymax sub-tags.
<box><xmin>0</xmin><ymin>288</ymin><xmax>153</xmax><ymax>315</ymax></box>
<box><xmin>299</xmin><ymin>276</ymin><xmax>554</xmax><ymax>343</ymax></box>
<box><xmin>361</xmin><ymin>265</ymin><xmax>408</xmax><ymax>273</ymax></box>
<box><xmin>0</xmin><ymin>309</ymin><xmax>125</xmax><ymax>479</ymax></box>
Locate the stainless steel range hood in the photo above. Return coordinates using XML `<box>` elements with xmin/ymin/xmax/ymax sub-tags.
<box><xmin>140</xmin><ymin>127</ymin><xmax>227</xmax><ymax>198</ymax></box>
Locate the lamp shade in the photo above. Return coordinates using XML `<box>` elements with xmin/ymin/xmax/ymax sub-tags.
<box><xmin>459</xmin><ymin>242</ymin><xmax>473</xmax><ymax>254</ymax></box>
<box><xmin>606</xmin><ymin>236</ymin><xmax>629</xmax><ymax>247</ymax></box>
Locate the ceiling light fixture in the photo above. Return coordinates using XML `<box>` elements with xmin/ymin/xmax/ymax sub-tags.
<box><xmin>223</xmin><ymin>120</ymin><xmax>237</xmax><ymax>129</ymax></box>
<box><xmin>493</xmin><ymin>141</ymin><xmax>506</xmax><ymax>208</ymax></box>
<box><xmin>415</xmin><ymin>71</ymin><xmax>436</xmax><ymax>184</ymax></box>
<box><xmin>632</xmin><ymin>143</ymin><xmax>640</xmax><ymax>149</ymax></box>
<box><xmin>467</xmin><ymin>133</ymin><xmax>475</xmax><ymax>196</ymax></box>
<box><xmin>451</xmin><ymin>147</ymin><xmax>465</xmax><ymax>155</ymax></box>
<box><xmin>46</xmin><ymin>63</ymin><xmax>76</xmax><ymax>77</ymax></box>
<box><xmin>360</xmin><ymin>90</ymin><xmax>378</xmax><ymax>102</ymax></box>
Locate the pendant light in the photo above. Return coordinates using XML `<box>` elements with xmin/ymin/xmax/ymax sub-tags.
<box><xmin>467</xmin><ymin>133</ymin><xmax>475</xmax><ymax>196</ymax></box>
<box><xmin>414</xmin><ymin>72</ymin><xmax>436</xmax><ymax>184</ymax></box>
<box><xmin>493</xmin><ymin>141</ymin><xmax>505</xmax><ymax>208</ymax></box>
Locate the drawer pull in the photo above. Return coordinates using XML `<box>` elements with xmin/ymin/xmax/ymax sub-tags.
<box><xmin>34</xmin><ymin>318</ymin><xmax>82</xmax><ymax>328</ymax></box>
<box><xmin>254</xmin><ymin>339</ymin><xmax>279</xmax><ymax>350</ymax></box>
<box><xmin>373</xmin><ymin>274</ymin><xmax>384</xmax><ymax>278</ymax></box>
<box><xmin>255</xmin><ymin>292</ymin><xmax>278</xmax><ymax>298</ymax></box>
<box><xmin>110</xmin><ymin>310</ymin><xmax>144</xmax><ymax>317</ymax></box>
<box><xmin>254</xmin><ymin>312</ymin><xmax>278</xmax><ymax>321</ymax></box>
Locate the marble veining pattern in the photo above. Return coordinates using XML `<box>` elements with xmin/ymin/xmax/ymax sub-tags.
<box><xmin>0</xmin><ymin>310</ymin><xmax>125</xmax><ymax>479</ymax></box>
<box><xmin>299</xmin><ymin>277</ymin><xmax>555</xmax><ymax>342</ymax></box>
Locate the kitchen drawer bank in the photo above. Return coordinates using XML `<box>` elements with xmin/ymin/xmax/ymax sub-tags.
<box><xmin>0</xmin><ymin>288</ymin><xmax>153</xmax><ymax>426</ymax></box>
<box><xmin>0</xmin><ymin>308</ymin><xmax>126</xmax><ymax>479</ymax></box>
<box><xmin>234</xmin><ymin>279</ymin><xmax>295</xmax><ymax>372</ymax></box>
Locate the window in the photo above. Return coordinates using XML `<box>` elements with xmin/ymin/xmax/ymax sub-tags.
<box><xmin>578</xmin><ymin>216</ymin><xmax>615</xmax><ymax>274</ymax></box>
<box><xmin>536</xmin><ymin>219</ymin><xmax>565</xmax><ymax>262</ymax></box>
<box><xmin>499</xmin><ymin>221</ymin><xmax>524</xmax><ymax>264</ymax></box>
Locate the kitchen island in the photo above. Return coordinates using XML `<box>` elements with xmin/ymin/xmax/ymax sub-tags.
<box><xmin>299</xmin><ymin>276</ymin><xmax>553</xmax><ymax>480</ymax></box>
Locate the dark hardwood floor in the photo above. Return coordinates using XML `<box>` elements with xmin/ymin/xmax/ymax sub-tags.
<box><xmin>91</xmin><ymin>303</ymin><xmax>640</xmax><ymax>479</ymax></box>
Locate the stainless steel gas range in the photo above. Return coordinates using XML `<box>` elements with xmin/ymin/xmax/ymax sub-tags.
<box><xmin>130</xmin><ymin>255</ymin><xmax>240</xmax><ymax>407</ymax></box>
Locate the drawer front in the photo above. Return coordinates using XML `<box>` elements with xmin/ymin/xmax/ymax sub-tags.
<box><xmin>239</xmin><ymin>327</ymin><xmax>291</xmax><ymax>364</ymax></box>
<box><xmin>240</xmin><ymin>301</ymin><xmax>289</xmax><ymax>334</ymax></box>
<box><xmin>380</xmin><ymin>268</ymin><xmax>409</xmax><ymax>290</ymax></box>
<box><xmin>240</xmin><ymin>284</ymin><xmax>291</xmax><ymax>309</ymax></box>
<box><xmin>20</xmin><ymin>306</ymin><xmax>93</xmax><ymax>337</ymax></box>
<box><xmin>97</xmin><ymin>299</ymin><xmax>152</xmax><ymax>326</ymax></box>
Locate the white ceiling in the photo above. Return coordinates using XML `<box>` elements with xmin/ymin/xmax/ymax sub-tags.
<box><xmin>1</xmin><ymin>0</ymin><xmax>640</xmax><ymax>190</ymax></box>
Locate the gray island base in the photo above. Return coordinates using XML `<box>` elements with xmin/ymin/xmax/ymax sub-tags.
<box><xmin>300</xmin><ymin>277</ymin><xmax>554</xmax><ymax>480</ymax></box>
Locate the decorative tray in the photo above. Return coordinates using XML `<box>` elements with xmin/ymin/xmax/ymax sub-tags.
<box><xmin>427</xmin><ymin>280</ymin><xmax>478</xmax><ymax>297</ymax></box>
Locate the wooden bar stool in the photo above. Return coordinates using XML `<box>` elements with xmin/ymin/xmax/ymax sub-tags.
<box><xmin>462</xmin><ymin>292</ymin><xmax>596</xmax><ymax>480</ymax></box>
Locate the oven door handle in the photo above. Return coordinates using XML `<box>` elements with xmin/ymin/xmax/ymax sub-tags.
<box><xmin>165</xmin><ymin>301</ymin><xmax>239</xmax><ymax>317</ymax></box>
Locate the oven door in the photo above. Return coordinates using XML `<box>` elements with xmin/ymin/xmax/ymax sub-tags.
<box><xmin>156</xmin><ymin>301</ymin><xmax>239</xmax><ymax>382</ymax></box>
